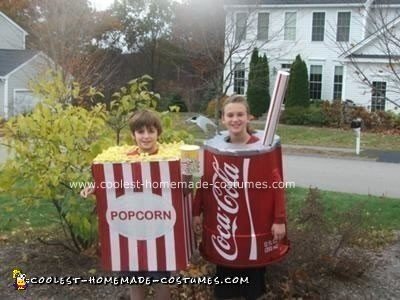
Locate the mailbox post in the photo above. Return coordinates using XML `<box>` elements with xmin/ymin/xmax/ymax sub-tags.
<box><xmin>350</xmin><ymin>118</ymin><xmax>362</xmax><ymax>155</ymax></box>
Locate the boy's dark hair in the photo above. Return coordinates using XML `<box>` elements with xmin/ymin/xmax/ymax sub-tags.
<box><xmin>128</xmin><ymin>109</ymin><xmax>162</xmax><ymax>135</ymax></box>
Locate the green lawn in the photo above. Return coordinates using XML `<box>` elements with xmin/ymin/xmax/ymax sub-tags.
<box><xmin>276</xmin><ymin>124</ymin><xmax>400</xmax><ymax>151</ymax></box>
<box><xmin>286</xmin><ymin>187</ymin><xmax>400</xmax><ymax>230</ymax></box>
<box><xmin>175</xmin><ymin>113</ymin><xmax>400</xmax><ymax>151</ymax></box>
<box><xmin>0</xmin><ymin>193</ymin><xmax>59</xmax><ymax>232</ymax></box>
<box><xmin>1</xmin><ymin>187</ymin><xmax>399</xmax><ymax>235</ymax></box>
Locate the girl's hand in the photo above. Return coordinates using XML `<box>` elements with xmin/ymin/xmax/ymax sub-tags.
<box><xmin>80</xmin><ymin>187</ymin><xmax>95</xmax><ymax>198</ymax></box>
<box><xmin>271</xmin><ymin>223</ymin><xmax>286</xmax><ymax>242</ymax></box>
<box><xmin>192</xmin><ymin>216</ymin><xmax>202</xmax><ymax>234</ymax></box>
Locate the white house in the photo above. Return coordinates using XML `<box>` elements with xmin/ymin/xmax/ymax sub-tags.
<box><xmin>223</xmin><ymin>0</ymin><xmax>400</xmax><ymax>112</ymax></box>
<box><xmin>0</xmin><ymin>11</ymin><xmax>51</xmax><ymax>119</ymax></box>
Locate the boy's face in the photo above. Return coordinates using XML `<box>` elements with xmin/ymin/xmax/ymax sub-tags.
<box><xmin>132</xmin><ymin>126</ymin><xmax>158</xmax><ymax>153</ymax></box>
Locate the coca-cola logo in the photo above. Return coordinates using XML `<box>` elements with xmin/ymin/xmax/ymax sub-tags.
<box><xmin>211</xmin><ymin>156</ymin><xmax>240</xmax><ymax>260</ymax></box>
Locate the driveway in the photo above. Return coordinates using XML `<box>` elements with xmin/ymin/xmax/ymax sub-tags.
<box><xmin>283</xmin><ymin>154</ymin><xmax>400</xmax><ymax>198</ymax></box>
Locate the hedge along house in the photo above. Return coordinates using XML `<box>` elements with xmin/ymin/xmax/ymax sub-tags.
<box><xmin>223</xmin><ymin>0</ymin><xmax>400</xmax><ymax>112</ymax></box>
<box><xmin>0</xmin><ymin>11</ymin><xmax>51</xmax><ymax>119</ymax></box>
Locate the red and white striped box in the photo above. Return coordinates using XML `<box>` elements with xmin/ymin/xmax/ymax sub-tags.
<box><xmin>92</xmin><ymin>160</ymin><xmax>195</xmax><ymax>271</ymax></box>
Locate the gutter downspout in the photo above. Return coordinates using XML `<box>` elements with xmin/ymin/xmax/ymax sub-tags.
<box><xmin>363</xmin><ymin>0</ymin><xmax>374</xmax><ymax>39</ymax></box>
<box><xmin>0</xmin><ymin>76</ymin><xmax>8</xmax><ymax>119</ymax></box>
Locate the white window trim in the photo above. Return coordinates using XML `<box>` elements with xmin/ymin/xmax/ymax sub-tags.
<box><xmin>2</xmin><ymin>77</ymin><xmax>8</xmax><ymax>119</ymax></box>
<box><xmin>257</xmin><ymin>12</ymin><xmax>270</xmax><ymax>41</ymax></box>
<box><xmin>311</xmin><ymin>11</ymin><xmax>326</xmax><ymax>42</ymax></box>
<box><xmin>235</xmin><ymin>12</ymin><xmax>248</xmax><ymax>42</ymax></box>
<box><xmin>284</xmin><ymin>11</ymin><xmax>297</xmax><ymax>41</ymax></box>
<box><xmin>336</xmin><ymin>11</ymin><xmax>351</xmax><ymax>42</ymax></box>
<box><xmin>233</xmin><ymin>62</ymin><xmax>246</xmax><ymax>95</ymax></box>
<box><xmin>309</xmin><ymin>64</ymin><xmax>324</xmax><ymax>99</ymax></box>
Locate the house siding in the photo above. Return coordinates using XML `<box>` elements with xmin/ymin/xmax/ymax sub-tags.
<box><xmin>7</xmin><ymin>55</ymin><xmax>48</xmax><ymax>117</ymax></box>
<box><xmin>224</xmin><ymin>4</ymin><xmax>399</xmax><ymax>112</ymax></box>
<box><xmin>354</xmin><ymin>23</ymin><xmax>400</xmax><ymax>55</ymax></box>
<box><xmin>0</xmin><ymin>81</ymin><xmax>4</xmax><ymax>117</ymax></box>
<box><xmin>345</xmin><ymin>61</ymin><xmax>398</xmax><ymax>112</ymax></box>
<box><xmin>0</xmin><ymin>15</ymin><xmax>25</xmax><ymax>50</ymax></box>
<box><xmin>365</xmin><ymin>8</ymin><xmax>400</xmax><ymax>37</ymax></box>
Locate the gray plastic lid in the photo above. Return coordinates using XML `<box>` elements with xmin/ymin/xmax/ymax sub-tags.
<box><xmin>203</xmin><ymin>130</ymin><xmax>281</xmax><ymax>156</ymax></box>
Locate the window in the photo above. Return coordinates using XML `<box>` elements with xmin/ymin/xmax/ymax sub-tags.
<box><xmin>281</xmin><ymin>63</ymin><xmax>291</xmax><ymax>70</ymax></box>
<box><xmin>234</xmin><ymin>63</ymin><xmax>245</xmax><ymax>95</ymax></box>
<box><xmin>333</xmin><ymin>66</ymin><xmax>343</xmax><ymax>99</ymax></box>
<box><xmin>312</xmin><ymin>12</ymin><xmax>325</xmax><ymax>41</ymax></box>
<box><xmin>235</xmin><ymin>13</ymin><xmax>247</xmax><ymax>42</ymax></box>
<box><xmin>309</xmin><ymin>65</ymin><xmax>323</xmax><ymax>99</ymax></box>
<box><xmin>337</xmin><ymin>12</ymin><xmax>351</xmax><ymax>42</ymax></box>
<box><xmin>371</xmin><ymin>81</ymin><xmax>386</xmax><ymax>111</ymax></box>
<box><xmin>257</xmin><ymin>13</ymin><xmax>269</xmax><ymax>40</ymax></box>
<box><xmin>284</xmin><ymin>12</ymin><xmax>296</xmax><ymax>40</ymax></box>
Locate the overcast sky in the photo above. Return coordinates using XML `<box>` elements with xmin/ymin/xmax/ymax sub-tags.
<box><xmin>89</xmin><ymin>0</ymin><xmax>114</xmax><ymax>11</ymax></box>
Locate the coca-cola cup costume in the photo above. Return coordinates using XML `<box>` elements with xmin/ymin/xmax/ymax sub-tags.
<box><xmin>194</xmin><ymin>131</ymin><xmax>289</xmax><ymax>267</ymax></box>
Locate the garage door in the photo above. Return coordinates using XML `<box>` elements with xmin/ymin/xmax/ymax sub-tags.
<box><xmin>13</xmin><ymin>90</ymin><xmax>41</xmax><ymax>115</ymax></box>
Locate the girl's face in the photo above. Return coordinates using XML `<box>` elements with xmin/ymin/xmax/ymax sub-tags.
<box><xmin>132</xmin><ymin>126</ymin><xmax>158</xmax><ymax>153</ymax></box>
<box><xmin>221</xmin><ymin>102</ymin><xmax>250</xmax><ymax>136</ymax></box>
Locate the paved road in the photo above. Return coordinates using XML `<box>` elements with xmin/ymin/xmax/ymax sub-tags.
<box><xmin>283</xmin><ymin>154</ymin><xmax>400</xmax><ymax>198</ymax></box>
<box><xmin>1</xmin><ymin>139</ymin><xmax>399</xmax><ymax>198</ymax></box>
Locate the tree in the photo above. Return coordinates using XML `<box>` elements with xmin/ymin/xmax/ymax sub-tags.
<box><xmin>107</xmin><ymin>75</ymin><xmax>160</xmax><ymax>145</ymax></box>
<box><xmin>0</xmin><ymin>72</ymin><xmax>193</xmax><ymax>253</ymax></box>
<box><xmin>170</xmin><ymin>0</ymin><xmax>294</xmax><ymax>124</ymax></box>
<box><xmin>247</xmin><ymin>48</ymin><xmax>271</xmax><ymax>117</ymax></box>
<box><xmin>109</xmin><ymin>0</ymin><xmax>175</xmax><ymax>89</ymax></box>
<box><xmin>0</xmin><ymin>73</ymin><xmax>112</xmax><ymax>252</ymax></box>
<box><xmin>1</xmin><ymin>0</ymin><xmax>124</xmax><ymax>94</ymax></box>
<box><xmin>286</xmin><ymin>55</ymin><xmax>310</xmax><ymax>108</ymax></box>
<box><xmin>261</xmin><ymin>54</ymin><xmax>271</xmax><ymax>113</ymax></box>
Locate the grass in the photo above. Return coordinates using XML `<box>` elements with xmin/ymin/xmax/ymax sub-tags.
<box><xmin>286</xmin><ymin>187</ymin><xmax>400</xmax><ymax>230</ymax></box>
<box><xmin>1</xmin><ymin>187</ymin><xmax>399</xmax><ymax>235</ymax></box>
<box><xmin>175</xmin><ymin>113</ymin><xmax>400</xmax><ymax>151</ymax></box>
<box><xmin>0</xmin><ymin>193</ymin><xmax>59</xmax><ymax>233</ymax></box>
<box><xmin>257</xmin><ymin>124</ymin><xmax>400</xmax><ymax>151</ymax></box>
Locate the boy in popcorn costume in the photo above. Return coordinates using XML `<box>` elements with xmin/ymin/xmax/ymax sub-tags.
<box><xmin>81</xmin><ymin>109</ymin><xmax>171</xmax><ymax>300</ymax></box>
<box><xmin>193</xmin><ymin>95</ymin><xmax>287</xmax><ymax>300</ymax></box>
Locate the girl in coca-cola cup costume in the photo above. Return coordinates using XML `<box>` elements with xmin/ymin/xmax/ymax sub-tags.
<box><xmin>192</xmin><ymin>95</ymin><xmax>286</xmax><ymax>300</ymax></box>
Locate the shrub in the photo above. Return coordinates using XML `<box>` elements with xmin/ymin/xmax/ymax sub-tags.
<box><xmin>266</xmin><ymin>188</ymin><xmax>371</xmax><ymax>298</ymax></box>
<box><xmin>205</xmin><ymin>99</ymin><xmax>217</xmax><ymax>118</ymax></box>
<box><xmin>321</xmin><ymin>100</ymin><xmax>343</xmax><ymax>128</ymax></box>
<box><xmin>281</xmin><ymin>105</ymin><xmax>325</xmax><ymax>126</ymax></box>
<box><xmin>349</xmin><ymin>106</ymin><xmax>400</xmax><ymax>132</ymax></box>
<box><xmin>247</xmin><ymin>48</ymin><xmax>271</xmax><ymax>117</ymax></box>
<box><xmin>158</xmin><ymin>93</ymin><xmax>188</xmax><ymax>112</ymax></box>
<box><xmin>1</xmin><ymin>79</ymin><xmax>112</xmax><ymax>252</ymax></box>
<box><xmin>286</xmin><ymin>55</ymin><xmax>310</xmax><ymax>108</ymax></box>
<box><xmin>205</xmin><ymin>95</ymin><xmax>228</xmax><ymax>119</ymax></box>
<box><xmin>0</xmin><ymin>74</ymin><xmax>193</xmax><ymax>253</ymax></box>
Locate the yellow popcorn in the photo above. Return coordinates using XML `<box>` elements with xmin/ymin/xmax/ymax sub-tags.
<box><xmin>93</xmin><ymin>142</ymin><xmax>185</xmax><ymax>163</ymax></box>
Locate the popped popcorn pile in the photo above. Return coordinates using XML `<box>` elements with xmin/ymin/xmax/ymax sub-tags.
<box><xmin>93</xmin><ymin>141</ymin><xmax>184</xmax><ymax>163</ymax></box>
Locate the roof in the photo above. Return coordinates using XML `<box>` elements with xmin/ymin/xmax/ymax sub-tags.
<box><xmin>348</xmin><ymin>54</ymin><xmax>400</xmax><ymax>59</ymax></box>
<box><xmin>224</xmin><ymin>0</ymin><xmax>400</xmax><ymax>5</ymax></box>
<box><xmin>0</xmin><ymin>11</ymin><xmax>28</xmax><ymax>35</ymax></box>
<box><xmin>0</xmin><ymin>49</ymin><xmax>39</xmax><ymax>76</ymax></box>
<box><xmin>341</xmin><ymin>15</ymin><xmax>400</xmax><ymax>57</ymax></box>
